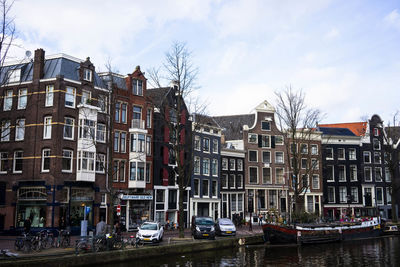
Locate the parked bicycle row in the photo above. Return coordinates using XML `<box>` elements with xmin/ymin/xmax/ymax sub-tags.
<box><xmin>14</xmin><ymin>228</ymin><xmax>71</xmax><ymax>253</ymax></box>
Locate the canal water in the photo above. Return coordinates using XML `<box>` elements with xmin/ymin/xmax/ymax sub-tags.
<box><xmin>102</xmin><ymin>236</ymin><xmax>400</xmax><ymax>266</ymax></box>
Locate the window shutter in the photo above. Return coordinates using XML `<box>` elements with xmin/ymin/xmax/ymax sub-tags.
<box><xmin>258</xmin><ymin>135</ymin><xmax>262</xmax><ymax>148</ymax></box>
<box><xmin>271</xmin><ymin>136</ymin><xmax>276</xmax><ymax>148</ymax></box>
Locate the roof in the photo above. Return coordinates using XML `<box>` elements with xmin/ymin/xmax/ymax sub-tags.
<box><xmin>147</xmin><ymin>87</ymin><xmax>171</xmax><ymax>107</ymax></box>
<box><xmin>99</xmin><ymin>73</ymin><xmax>127</xmax><ymax>90</ymax></box>
<box><xmin>213</xmin><ymin>114</ymin><xmax>255</xmax><ymax>141</ymax></box>
<box><xmin>318</xmin><ymin>122</ymin><xmax>367</xmax><ymax>136</ymax></box>
<box><xmin>193</xmin><ymin>114</ymin><xmax>220</xmax><ymax>128</ymax></box>
<box><xmin>318</xmin><ymin>127</ymin><xmax>356</xmax><ymax>136</ymax></box>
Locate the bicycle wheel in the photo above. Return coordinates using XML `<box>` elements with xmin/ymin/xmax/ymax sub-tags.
<box><xmin>32</xmin><ymin>240</ymin><xmax>41</xmax><ymax>252</ymax></box>
<box><xmin>62</xmin><ymin>236</ymin><xmax>71</xmax><ymax>248</ymax></box>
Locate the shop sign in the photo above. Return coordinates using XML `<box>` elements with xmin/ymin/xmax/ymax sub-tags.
<box><xmin>121</xmin><ymin>195</ymin><xmax>153</xmax><ymax>200</ymax></box>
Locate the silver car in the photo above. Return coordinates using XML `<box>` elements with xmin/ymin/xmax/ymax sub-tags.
<box><xmin>136</xmin><ymin>222</ymin><xmax>164</xmax><ymax>243</ymax></box>
<box><xmin>215</xmin><ymin>218</ymin><xmax>236</xmax><ymax>236</ymax></box>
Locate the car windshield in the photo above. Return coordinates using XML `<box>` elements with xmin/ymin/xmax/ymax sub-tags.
<box><xmin>196</xmin><ymin>218</ymin><xmax>214</xmax><ymax>225</ymax></box>
<box><xmin>219</xmin><ymin>219</ymin><xmax>233</xmax><ymax>225</ymax></box>
<box><xmin>141</xmin><ymin>223</ymin><xmax>157</xmax><ymax>230</ymax></box>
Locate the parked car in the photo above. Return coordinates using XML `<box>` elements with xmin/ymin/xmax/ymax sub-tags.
<box><xmin>215</xmin><ymin>218</ymin><xmax>236</xmax><ymax>236</ymax></box>
<box><xmin>136</xmin><ymin>222</ymin><xmax>164</xmax><ymax>243</ymax></box>
<box><xmin>383</xmin><ymin>225</ymin><xmax>400</xmax><ymax>235</ymax></box>
<box><xmin>191</xmin><ymin>216</ymin><xmax>215</xmax><ymax>240</ymax></box>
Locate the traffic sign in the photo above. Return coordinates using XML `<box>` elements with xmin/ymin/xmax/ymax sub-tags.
<box><xmin>117</xmin><ymin>204</ymin><xmax>121</xmax><ymax>213</ymax></box>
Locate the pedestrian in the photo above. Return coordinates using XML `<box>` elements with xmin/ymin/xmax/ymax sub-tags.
<box><xmin>249</xmin><ymin>213</ymin><xmax>253</xmax><ymax>232</ymax></box>
<box><xmin>24</xmin><ymin>216</ymin><xmax>31</xmax><ymax>234</ymax></box>
<box><xmin>114</xmin><ymin>221</ymin><xmax>121</xmax><ymax>236</ymax></box>
<box><xmin>258</xmin><ymin>214</ymin><xmax>263</xmax><ymax>226</ymax></box>
<box><xmin>96</xmin><ymin>217</ymin><xmax>106</xmax><ymax>236</ymax></box>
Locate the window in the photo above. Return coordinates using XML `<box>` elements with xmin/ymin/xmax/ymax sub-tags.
<box><xmin>79</xmin><ymin>119</ymin><xmax>95</xmax><ymax>140</ymax></box>
<box><xmin>7</xmin><ymin>68</ymin><xmax>20</xmax><ymax>83</ymax></box>
<box><xmin>275</xmin><ymin>135</ymin><xmax>284</xmax><ymax>145</ymax></box>
<box><xmin>237</xmin><ymin>174</ymin><xmax>243</xmax><ymax>188</ymax></box>
<box><xmin>349</xmin><ymin>148</ymin><xmax>356</xmax><ymax>160</ymax></box>
<box><xmin>137</xmin><ymin>134</ymin><xmax>145</xmax><ymax>152</ymax></box>
<box><xmin>301</xmin><ymin>158</ymin><xmax>307</xmax><ymax>169</ymax></box>
<box><xmin>95</xmin><ymin>153</ymin><xmax>105</xmax><ymax>173</ymax></box>
<box><xmin>290</xmin><ymin>143</ymin><xmax>297</xmax><ymax>154</ymax></box>
<box><xmin>129</xmin><ymin>162</ymin><xmax>136</xmax><ymax>181</ymax></box>
<box><xmin>114</xmin><ymin>132</ymin><xmax>120</xmax><ymax>152</ymax></box>
<box><xmin>212</xmin><ymin>140</ymin><xmax>218</xmax><ymax>153</ymax></box>
<box><xmin>62</xmin><ymin>150</ymin><xmax>73</xmax><ymax>172</ymax></box>
<box><xmin>63</xmin><ymin>117</ymin><xmax>74</xmax><ymax>140</ymax></box>
<box><xmin>221</xmin><ymin>174</ymin><xmax>228</xmax><ymax>189</ymax></box>
<box><xmin>0</xmin><ymin>152</ymin><xmax>8</xmax><ymax>173</ymax></box>
<box><xmin>338</xmin><ymin>148</ymin><xmax>345</xmax><ymax>160</ymax></box>
<box><xmin>115</xmin><ymin>102</ymin><xmax>120</xmax><ymax>122</ymax></box>
<box><xmin>15</xmin><ymin>118</ymin><xmax>25</xmax><ymax>141</ymax></box>
<box><xmin>375</xmin><ymin>167</ymin><xmax>382</xmax><ymax>182</ymax></box>
<box><xmin>376</xmin><ymin>187</ymin><xmax>383</xmax><ymax>205</ymax></box>
<box><xmin>44</xmin><ymin>85</ymin><xmax>54</xmax><ymax>107</ymax></box>
<box><xmin>146</xmin><ymin>108</ymin><xmax>152</xmax><ymax>128</ymax></box>
<box><xmin>249</xmin><ymin>167</ymin><xmax>258</xmax><ymax>184</ymax></box>
<box><xmin>373</xmin><ymin>138</ymin><xmax>380</xmax><ymax>150</ymax></box>
<box><xmin>212</xmin><ymin>181</ymin><xmax>217</xmax><ymax>197</ymax></box>
<box><xmin>202</xmin><ymin>180</ymin><xmax>209</xmax><ymax>197</ymax></box>
<box><xmin>300</xmin><ymin>144</ymin><xmax>308</xmax><ymax>154</ymax></box>
<box><xmin>325</xmin><ymin>148</ymin><xmax>333</xmax><ymax>159</ymax></box>
<box><xmin>275</xmin><ymin>151</ymin><xmax>284</xmax><ymax>164</ymax></box>
<box><xmin>311</xmin><ymin>144</ymin><xmax>318</xmax><ymax>155</ymax></box>
<box><xmin>3</xmin><ymin>90</ymin><xmax>12</xmax><ymax>111</ymax></box>
<box><xmin>261</xmin><ymin>121</ymin><xmax>270</xmax><ymax>131</ymax></box>
<box><xmin>84</xmin><ymin>69</ymin><xmax>92</xmax><ymax>82</ymax></box>
<box><xmin>222</xmin><ymin>158</ymin><xmax>228</xmax><ymax>170</ymax></box>
<box><xmin>326</xmin><ymin>165</ymin><xmax>334</xmax><ymax>181</ymax></box>
<box><xmin>203</xmin><ymin>158</ymin><xmax>210</xmax><ymax>175</ymax></box>
<box><xmin>229</xmin><ymin>159</ymin><xmax>235</xmax><ymax>170</ymax></box>
<box><xmin>311</xmin><ymin>158</ymin><xmax>319</xmax><ymax>170</ymax></box>
<box><xmin>193</xmin><ymin>179</ymin><xmax>199</xmax><ymax>196</ymax></box>
<box><xmin>81</xmin><ymin>90</ymin><xmax>90</xmax><ymax>104</ymax></box>
<box><xmin>13</xmin><ymin>150</ymin><xmax>23</xmax><ymax>173</ymax></box>
<box><xmin>121</xmin><ymin>103</ymin><xmax>127</xmax><ymax>123</ymax></box>
<box><xmin>339</xmin><ymin>187</ymin><xmax>347</xmax><ymax>203</ymax></box>
<box><xmin>65</xmin><ymin>87</ymin><xmax>76</xmax><ymax>108</ymax></box>
<box><xmin>1</xmin><ymin>120</ymin><xmax>10</xmax><ymax>141</ymax></box>
<box><xmin>211</xmin><ymin>159</ymin><xmax>218</xmax><ymax>176</ymax></box>
<box><xmin>248</xmin><ymin>133</ymin><xmax>257</xmax><ymax>143</ymax></box>
<box><xmin>98</xmin><ymin>95</ymin><xmax>107</xmax><ymax>113</ymax></box>
<box><xmin>229</xmin><ymin>174</ymin><xmax>235</xmax><ymax>188</ymax></box>
<box><xmin>194</xmin><ymin>136</ymin><xmax>200</xmax><ymax>150</ymax></box>
<box><xmin>351</xmin><ymin>187</ymin><xmax>358</xmax><ymax>203</ymax></box>
<box><xmin>146</xmin><ymin>136</ymin><xmax>151</xmax><ymax>156</ymax></box>
<box><xmin>338</xmin><ymin>165</ymin><xmax>346</xmax><ymax>181</ymax></box>
<box><xmin>276</xmin><ymin>168</ymin><xmax>284</xmax><ymax>184</ymax></box>
<box><xmin>261</xmin><ymin>135</ymin><xmax>270</xmax><ymax>148</ymax></box>
<box><xmin>328</xmin><ymin>187</ymin><xmax>335</xmax><ymax>203</ymax></box>
<box><xmin>96</xmin><ymin>123</ymin><xmax>106</xmax><ymax>143</ymax></box>
<box><xmin>385</xmin><ymin>167</ymin><xmax>391</xmax><ymax>182</ymax></box>
<box><xmin>132</xmin><ymin>79</ymin><xmax>143</xmax><ymax>96</ymax></box>
<box><xmin>78</xmin><ymin>151</ymin><xmax>95</xmax><ymax>171</ymax></box>
<box><xmin>17</xmin><ymin>88</ymin><xmax>27</xmax><ymax>109</ymax></box>
<box><xmin>307</xmin><ymin>196</ymin><xmax>314</xmax><ymax>213</ymax></box>
<box><xmin>349</xmin><ymin>165</ymin><xmax>357</xmax><ymax>181</ymax></box>
<box><xmin>194</xmin><ymin>157</ymin><xmax>200</xmax><ymax>174</ymax></box>
<box><xmin>119</xmin><ymin>160</ymin><xmax>126</xmax><ymax>182</ymax></box>
<box><xmin>374</xmin><ymin>152</ymin><xmax>381</xmax><ymax>164</ymax></box>
<box><xmin>120</xmin><ymin>132</ymin><xmax>126</xmax><ymax>153</ymax></box>
<box><xmin>249</xmin><ymin>150</ymin><xmax>257</xmax><ymax>162</ymax></box>
<box><xmin>146</xmin><ymin>163</ymin><xmax>151</xmax><ymax>183</ymax></box>
<box><xmin>364</xmin><ymin>167</ymin><xmax>372</xmax><ymax>182</ymax></box>
<box><xmin>363</xmin><ymin>151</ymin><xmax>371</xmax><ymax>163</ymax></box>
<box><xmin>41</xmin><ymin>149</ymin><xmax>51</xmax><ymax>172</ymax></box>
<box><xmin>387</xmin><ymin>187</ymin><xmax>392</xmax><ymax>205</ymax></box>
<box><xmin>312</xmin><ymin>175</ymin><xmax>319</xmax><ymax>189</ymax></box>
<box><xmin>235</xmin><ymin>160</ymin><xmax>242</xmax><ymax>171</ymax></box>
<box><xmin>43</xmin><ymin>116</ymin><xmax>52</xmax><ymax>139</ymax></box>
<box><xmin>203</xmin><ymin>138</ymin><xmax>210</xmax><ymax>152</ymax></box>
<box><xmin>262</xmin><ymin>167</ymin><xmax>271</xmax><ymax>184</ymax></box>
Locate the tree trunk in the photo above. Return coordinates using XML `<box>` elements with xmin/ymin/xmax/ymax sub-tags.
<box><xmin>178</xmin><ymin>181</ymin><xmax>185</xmax><ymax>238</ymax></box>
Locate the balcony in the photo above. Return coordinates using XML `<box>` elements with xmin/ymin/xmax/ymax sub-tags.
<box><xmin>76</xmin><ymin>171</ymin><xmax>95</xmax><ymax>182</ymax></box>
<box><xmin>130</xmin><ymin>119</ymin><xmax>147</xmax><ymax>134</ymax></box>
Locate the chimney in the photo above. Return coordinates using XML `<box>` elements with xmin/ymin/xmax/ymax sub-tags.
<box><xmin>33</xmin><ymin>48</ymin><xmax>45</xmax><ymax>80</ymax></box>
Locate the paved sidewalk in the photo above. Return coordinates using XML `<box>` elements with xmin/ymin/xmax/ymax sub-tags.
<box><xmin>0</xmin><ymin>224</ymin><xmax>263</xmax><ymax>258</ymax></box>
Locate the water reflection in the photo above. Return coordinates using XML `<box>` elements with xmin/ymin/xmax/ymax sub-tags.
<box><xmin>99</xmin><ymin>236</ymin><xmax>400</xmax><ymax>267</ymax></box>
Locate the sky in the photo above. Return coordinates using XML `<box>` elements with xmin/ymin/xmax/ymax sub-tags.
<box><xmin>8</xmin><ymin>0</ymin><xmax>400</xmax><ymax>124</ymax></box>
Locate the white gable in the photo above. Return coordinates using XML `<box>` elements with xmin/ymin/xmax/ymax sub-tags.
<box><xmin>255</xmin><ymin>100</ymin><xmax>275</xmax><ymax>113</ymax></box>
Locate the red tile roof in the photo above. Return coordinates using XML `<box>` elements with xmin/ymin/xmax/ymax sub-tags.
<box><xmin>319</xmin><ymin>122</ymin><xmax>367</xmax><ymax>136</ymax></box>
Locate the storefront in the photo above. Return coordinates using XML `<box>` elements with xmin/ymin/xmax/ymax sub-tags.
<box><xmin>120</xmin><ymin>194</ymin><xmax>152</xmax><ymax>230</ymax></box>
<box><xmin>16</xmin><ymin>187</ymin><xmax>48</xmax><ymax>228</ymax></box>
<box><xmin>69</xmin><ymin>188</ymin><xmax>94</xmax><ymax>228</ymax></box>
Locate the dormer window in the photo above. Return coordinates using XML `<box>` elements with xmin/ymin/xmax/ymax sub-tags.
<box><xmin>7</xmin><ymin>68</ymin><xmax>21</xmax><ymax>83</ymax></box>
<box><xmin>84</xmin><ymin>69</ymin><xmax>92</xmax><ymax>82</ymax></box>
<box><xmin>132</xmin><ymin>79</ymin><xmax>143</xmax><ymax>96</ymax></box>
<box><xmin>261</xmin><ymin>121</ymin><xmax>271</xmax><ymax>131</ymax></box>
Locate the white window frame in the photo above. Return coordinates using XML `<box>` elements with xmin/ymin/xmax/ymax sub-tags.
<box><xmin>327</xmin><ymin>165</ymin><xmax>334</xmax><ymax>182</ymax></box>
<box><xmin>222</xmin><ymin>158</ymin><xmax>228</xmax><ymax>170</ymax></box>
<box><xmin>43</xmin><ymin>116</ymin><xmax>52</xmax><ymax>139</ymax></box>
<box><xmin>349</xmin><ymin>165</ymin><xmax>357</xmax><ymax>181</ymax></box>
<box><xmin>351</xmin><ymin>187</ymin><xmax>359</xmax><ymax>203</ymax></box>
<box><xmin>84</xmin><ymin>69</ymin><xmax>92</xmax><ymax>82</ymax></box>
<box><xmin>275</xmin><ymin>151</ymin><xmax>284</xmax><ymax>164</ymax></box>
<box><xmin>376</xmin><ymin>187</ymin><xmax>384</xmax><ymax>205</ymax></box>
<box><xmin>248</xmin><ymin>133</ymin><xmax>257</xmax><ymax>143</ymax></box>
<box><xmin>203</xmin><ymin>158</ymin><xmax>210</xmax><ymax>176</ymax></box>
<box><xmin>261</xmin><ymin>135</ymin><xmax>270</xmax><ymax>148</ymax></box>
<box><xmin>363</xmin><ymin>151</ymin><xmax>371</xmax><ymax>163</ymax></box>
<box><xmin>193</xmin><ymin>178</ymin><xmax>200</xmax><ymax>197</ymax></box>
<box><xmin>300</xmin><ymin>144</ymin><xmax>308</xmax><ymax>154</ymax></box>
<box><xmin>248</xmin><ymin>150</ymin><xmax>258</xmax><ymax>162</ymax></box>
<box><xmin>237</xmin><ymin>159</ymin><xmax>243</xmax><ymax>171</ymax></box>
<box><xmin>275</xmin><ymin>135</ymin><xmax>284</xmax><ymax>145</ymax></box>
<box><xmin>202</xmin><ymin>179</ymin><xmax>209</xmax><ymax>197</ymax></box>
<box><xmin>221</xmin><ymin>174</ymin><xmax>228</xmax><ymax>189</ymax></box>
<box><xmin>114</xmin><ymin>131</ymin><xmax>120</xmax><ymax>152</ymax></box>
<box><xmin>338</xmin><ymin>165</ymin><xmax>346</xmax><ymax>182</ymax></box>
<box><xmin>311</xmin><ymin>158</ymin><xmax>319</xmax><ymax>170</ymax></box>
<box><xmin>146</xmin><ymin>108</ymin><xmax>152</xmax><ymax>128</ymax></box>
<box><xmin>212</xmin><ymin>139</ymin><xmax>218</xmax><ymax>153</ymax></box>
<box><xmin>237</xmin><ymin>174</ymin><xmax>243</xmax><ymax>189</ymax></box>
<box><xmin>13</xmin><ymin>150</ymin><xmax>23</xmax><ymax>173</ymax></box>
<box><xmin>3</xmin><ymin>90</ymin><xmax>13</xmax><ymax>111</ymax></box>
<box><xmin>17</xmin><ymin>88</ymin><xmax>27</xmax><ymax>110</ymax></box>
<box><xmin>262</xmin><ymin>167</ymin><xmax>272</xmax><ymax>184</ymax></box>
<box><xmin>301</xmin><ymin>158</ymin><xmax>307</xmax><ymax>169</ymax></box>
<box><xmin>212</xmin><ymin>180</ymin><xmax>217</xmax><ymax>198</ymax></box>
<box><xmin>78</xmin><ymin>151</ymin><xmax>95</xmax><ymax>172</ymax></box>
<box><xmin>0</xmin><ymin>152</ymin><xmax>8</xmax><ymax>173</ymax></box>
<box><xmin>15</xmin><ymin>118</ymin><xmax>25</xmax><ymax>141</ymax></box>
<box><xmin>385</xmin><ymin>167</ymin><xmax>391</xmax><ymax>182</ymax></box>
<box><xmin>120</xmin><ymin>132</ymin><xmax>127</xmax><ymax>153</ymax></box>
<box><xmin>45</xmin><ymin>85</ymin><xmax>54</xmax><ymax>107</ymax></box>
<box><xmin>63</xmin><ymin>117</ymin><xmax>75</xmax><ymax>140</ymax></box>
<box><xmin>81</xmin><ymin>90</ymin><xmax>91</xmax><ymax>105</ymax></box>
<box><xmin>96</xmin><ymin>123</ymin><xmax>106</xmax><ymax>143</ymax></box>
<box><xmin>261</xmin><ymin>121</ymin><xmax>271</xmax><ymax>131</ymax></box>
<box><xmin>312</xmin><ymin>175</ymin><xmax>319</xmax><ymax>189</ymax></box>
<box><xmin>325</xmin><ymin>148</ymin><xmax>333</xmax><ymax>160</ymax></box>
<box><xmin>374</xmin><ymin>152</ymin><xmax>381</xmax><ymax>164</ymax></box>
<box><xmin>339</xmin><ymin>186</ymin><xmax>347</xmax><ymax>203</ymax></box>
<box><xmin>364</xmin><ymin>167</ymin><xmax>372</xmax><ymax>182</ymax></box>
<box><xmin>229</xmin><ymin>159</ymin><xmax>235</xmax><ymax>170</ymax></box>
<box><xmin>311</xmin><ymin>144</ymin><xmax>318</xmax><ymax>155</ymax></box>
<box><xmin>121</xmin><ymin>102</ymin><xmax>127</xmax><ymax>124</ymax></box>
<box><xmin>373</xmin><ymin>138</ymin><xmax>381</xmax><ymax>150</ymax></box>
<box><xmin>62</xmin><ymin>149</ymin><xmax>73</xmax><ymax>173</ymax></box>
<box><xmin>249</xmin><ymin>166</ymin><xmax>258</xmax><ymax>184</ymax></box>
<box><xmin>275</xmin><ymin>167</ymin><xmax>285</xmax><ymax>184</ymax></box>
<box><xmin>203</xmin><ymin>138</ymin><xmax>210</xmax><ymax>152</ymax></box>
<box><xmin>95</xmin><ymin>153</ymin><xmax>106</xmax><ymax>173</ymax></box>
<box><xmin>229</xmin><ymin>174</ymin><xmax>236</xmax><ymax>188</ymax></box>
<box><xmin>194</xmin><ymin>156</ymin><xmax>200</xmax><ymax>175</ymax></box>
<box><xmin>65</xmin><ymin>87</ymin><xmax>76</xmax><ymax>108</ymax></box>
<box><xmin>1</xmin><ymin>120</ymin><xmax>10</xmax><ymax>142</ymax></box>
<box><xmin>375</xmin><ymin>167</ymin><xmax>382</xmax><ymax>182</ymax></box>
<box><xmin>338</xmin><ymin>148</ymin><xmax>345</xmax><ymax>160</ymax></box>
<box><xmin>212</xmin><ymin>159</ymin><xmax>218</xmax><ymax>176</ymax></box>
<box><xmin>328</xmin><ymin>186</ymin><xmax>335</xmax><ymax>203</ymax></box>
<box><xmin>194</xmin><ymin>135</ymin><xmax>200</xmax><ymax>151</ymax></box>
<box><xmin>349</xmin><ymin>148</ymin><xmax>356</xmax><ymax>160</ymax></box>
<box><xmin>41</xmin><ymin>148</ymin><xmax>51</xmax><ymax>172</ymax></box>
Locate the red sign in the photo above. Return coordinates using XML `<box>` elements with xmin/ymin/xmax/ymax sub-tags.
<box><xmin>116</xmin><ymin>204</ymin><xmax>121</xmax><ymax>213</ymax></box>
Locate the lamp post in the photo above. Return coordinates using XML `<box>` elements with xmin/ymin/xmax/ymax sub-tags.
<box><xmin>346</xmin><ymin>195</ymin><xmax>352</xmax><ymax>218</ymax></box>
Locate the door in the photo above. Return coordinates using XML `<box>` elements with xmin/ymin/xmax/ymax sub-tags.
<box><xmin>365</xmin><ymin>188</ymin><xmax>372</xmax><ymax>207</ymax></box>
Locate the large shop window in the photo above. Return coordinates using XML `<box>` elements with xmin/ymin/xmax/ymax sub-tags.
<box><xmin>16</xmin><ymin>187</ymin><xmax>47</xmax><ymax>228</ymax></box>
<box><xmin>70</xmin><ymin>188</ymin><xmax>94</xmax><ymax>227</ymax></box>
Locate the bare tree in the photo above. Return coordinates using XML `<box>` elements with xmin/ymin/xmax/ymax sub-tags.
<box><xmin>275</xmin><ymin>86</ymin><xmax>323</xmax><ymax>218</ymax></box>
<box><xmin>0</xmin><ymin>0</ymin><xmax>15</xmax><ymax>74</ymax></box>
<box><xmin>148</xmin><ymin>42</ymin><xmax>199</xmax><ymax>238</ymax></box>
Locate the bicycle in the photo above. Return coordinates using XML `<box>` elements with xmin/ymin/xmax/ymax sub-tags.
<box><xmin>54</xmin><ymin>229</ymin><xmax>71</xmax><ymax>248</ymax></box>
<box><xmin>38</xmin><ymin>229</ymin><xmax>53</xmax><ymax>249</ymax></box>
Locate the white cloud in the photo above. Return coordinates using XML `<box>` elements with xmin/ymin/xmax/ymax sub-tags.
<box><xmin>324</xmin><ymin>28</ymin><xmax>340</xmax><ymax>40</ymax></box>
<box><xmin>384</xmin><ymin>9</ymin><xmax>400</xmax><ymax>30</ymax></box>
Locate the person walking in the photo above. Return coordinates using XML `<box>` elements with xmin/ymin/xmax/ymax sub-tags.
<box><xmin>96</xmin><ymin>217</ymin><xmax>106</xmax><ymax>236</ymax></box>
<box><xmin>258</xmin><ymin>214</ymin><xmax>263</xmax><ymax>226</ymax></box>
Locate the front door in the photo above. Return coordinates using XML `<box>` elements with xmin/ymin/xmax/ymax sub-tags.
<box><xmin>365</xmin><ymin>188</ymin><xmax>372</xmax><ymax>207</ymax></box>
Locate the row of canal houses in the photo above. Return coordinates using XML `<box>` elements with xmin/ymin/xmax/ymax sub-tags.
<box><xmin>0</xmin><ymin>49</ymin><xmax>399</xmax><ymax>232</ymax></box>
